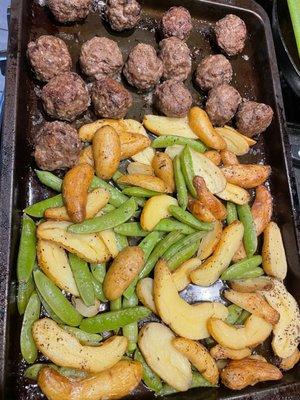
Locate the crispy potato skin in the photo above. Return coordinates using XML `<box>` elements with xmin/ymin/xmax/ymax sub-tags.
<box><xmin>62</xmin><ymin>163</ymin><xmax>94</xmax><ymax>223</ymax></box>
<box><xmin>103</xmin><ymin>246</ymin><xmax>144</xmax><ymax>301</ymax></box>
<box><xmin>220</xmin><ymin>150</ymin><xmax>239</xmax><ymax>166</ymax></box>
<box><xmin>210</xmin><ymin>345</ymin><xmax>251</xmax><ymax>360</ymax></box>
<box><xmin>79</xmin><ymin>119</ymin><xmax>126</xmax><ymax>142</ymax></box>
<box><xmin>221</xmin><ymin>164</ymin><xmax>271</xmax><ymax>189</ymax></box>
<box><xmin>221</xmin><ymin>358</ymin><xmax>282</xmax><ymax>390</ymax></box>
<box><xmin>78</xmin><ymin>145</ymin><xmax>94</xmax><ymax>166</ymax></box>
<box><xmin>152</xmin><ymin>152</ymin><xmax>175</xmax><ymax>193</ymax></box>
<box><xmin>119</xmin><ymin>131</ymin><xmax>151</xmax><ymax>160</ymax></box>
<box><xmin>204</xmin><ymin>150</ymin><xmax>221</xmax><ymax>166</ymax></box>
<box><xmin>117</xmin><ymin>174</ymin><xmax>167</xmax><ymax>192</ymax></box>
<box><xmin>229</xmin><ymin>277</ymin><xmax>274</xmax><ymax>293</ymax></box>
<box><xmin>251</xmin><ymin>185</ymin><xmax>273</xmax><ymax>236</ymax></box>
<box><xmin>188</xmin><ymin>199</ymin><xmax>216</xmax><ymax>223</ymax></box>
<box><xmin>280</xmin><ymin>349</ymin><xmax>300</xmax><ymax>371</ymax></box>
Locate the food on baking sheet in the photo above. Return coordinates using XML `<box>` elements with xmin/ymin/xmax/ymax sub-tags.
<box><xmin>154</xmin><ymin>80</ymin><xmax>192</xmax><ymax>117</ymax></box>
<box><xmin>159</xmin><ymin>37</ymin><xmax>191</xmax><ymax>82</ymax></box>
<box><xmin>195</xmin><ymin>54</ymin><xmax>233</xmax><ymax>91</ymax></box>
<box><xmin>214</xmin><ymin>14</ymin><xmax>247</xmax><ymax>56</ymax></box>
<box><xmin>160</xmin><ymin>6</ymin><xmax>192</xmax><ymax>41</ymax></box>
<box><xmin>47</xmin><ymin>0</ymin><xmax>91</xmax><ymax>23</ymax></box>
<box><xmin>106</xmin><ymin>0</ymin><xmax>141</xmax><ymax>31</ymax></box>
<box><xmin>236</xmin><ymin>101</ymin><xmax>274</xmax><ymax>137</ymax></box>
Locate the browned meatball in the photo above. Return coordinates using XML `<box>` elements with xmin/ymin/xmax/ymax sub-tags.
<box><xmin>41</xmin><ymin>72</ymin><xmax>90</xmax><ymax>121</ymax></box>
<box><xmin>205</xmin><ymin>83</ymin><xmax>241</xmax><ymax>126</ymax></box>
<box><xmin>106</xmin><ymin>0</ymin><xmax>141</xmax><ymax>31</ymax></box>
<box><xmin>27</xmin><ymin>35</ymin><xmax>72</xmax><ymax>82</ymax></box>
<box><xmin>123</xmin><ymin>43</ymin><xmax>163</xmax><ymax>91</ymax></box>
<box><xmin>159</xmin><ymin>37</ymin><xmax>191</xmax><ymax>82</ymax></box>
<box><xmin>161</xmin><ymin>6</ymin><xmax>192</xmax><ymax>41</ymax></box>
<box><xmin>34</xmin><ymin>121</ymin><xmax>81</xmax><ymax>171</ymax></box>
<box><xmin>195</xmin><ymin>54</ymin><xmax>233</xmax><ymax>91</ymax></box>
<box><xmin>79</xmin><ymin>37</ymin><xmax>123</xmax><ymax>80</ymax></box>
<box><xmin>236</xmin><ymin>101</ymin><xmax>274</xmax><ymax>137</ymax></box>
<box><xmin>214</xmin><ymin>14</ymin><xmax>247</xmax><ymax>56</ymax></box>
<box><xmin>91</xmin><ymin>77</ymin><xmax>132</xmax><ymax>119</ymax></box>
<box><xmin>47</xmin><ymin>0</ymin><xmax>91</xmax><ymax>23</ymax></box>
<box><xmin>154</xmin><ymin>80</ymin><xmax>192</xmax><ymax>117</ymax></box>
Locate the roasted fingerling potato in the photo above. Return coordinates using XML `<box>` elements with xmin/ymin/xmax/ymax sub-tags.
<box><xmin>221</xmin><ymin>164</ymin><xmax>271</xmax><ymax>189</ymax></box>
<box><xmin>251</xmin><ymin>185</ymin><xmax>273</xmax><ymax>235</ymax></box>
<box><xmin>204</xmin><ymin>150</ymin><xmax>222</xmax><ymax>165</ymax></box>
<box><xmin>152</xmin><ymin>151</ymin><xmax>175</xmax><ymax>193</ymax></box>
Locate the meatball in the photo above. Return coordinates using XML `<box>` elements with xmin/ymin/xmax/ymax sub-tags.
<box><xmin>154</xmin><ymin>80</ymin><xmax>192</xmax><ymax>117</ymax></box>
<box><xmin>123</xmin><ymin>43</ymin><xmax>163</xmax><ymax>91</ymax></box>
<box><xmin>205</xmin><ymin>83</ymin><xmax>241</xmax><ymax>126</ymax></box>
<box><xmin>47</xmin><ymin>0</ymin><xmax>91</xmax><ymax>23</ymax></box>
<box><xmin>161</xmin><ymin>6</ymin><xmax>192</xmax><ymax>41</ymax></box>
<box><xmin>195</xmin><ymin>54</ymin><xmax>233</xmax><ymax>91</ymax></box>
<box><xmin>34</xmin><ymin>121</ymin><xmax>81</xmax><ymax>171</ymax></box>
<box><xmin>106</xmin><ymin>0</ymin><xmax>141</xmax><ymax>31</ymax></box>
<box><xmin>79</xmin><ymin>37</ymin><xmax>123</xmax><ymax>80</ymax></box>
<box><xmin>159</xmin><ymin>37</ymin><xmax>191</xmax><ymax>82</ymax></box>
<box><xmin>91</xmin><ymin>77</ymin><xmax>132</xmax><ymax>119</ymax></box>
<box><xmin>236</xmin><ymin>101</ymin><xmax>274</xmax><ymax>137</ymax></box>
<box><xmin>41</xmin><ymin>72</ymin><xmax>90</xmax><ymax>121</ymax></box>
<box><xmin>214</xmin><ymin>14</ymin><xmax>247</xmax><ymax>56</ymax></box>
<box><xmin>27</xmin><ymin>35</ymin><xmax>72</xmax><ymax>82</ymax></box>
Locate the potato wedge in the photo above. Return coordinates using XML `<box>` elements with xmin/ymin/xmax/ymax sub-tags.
<box><xmin>173</xmin><ymin>337</ymin><xmax>219</xmax><ymax>385</ymax></box>
<box><xmin>165</xmin><ymin>144</ymin><xmax>184</xmax><ymax>159</ymax></box>
<box><xmin>45</xmin><ymin>188</ymin><xmax>109</xmax><ymax>222</ymax></box>
<box><xmin>37</xmin><ymin>221</ymin><xmax>110</xmax><ymax>263</ymax></box>
<box><xmin>143</xmin><ymin>114</ymin><xmax>198</xmax><ymax>138</ymax></box>
<box><xmin>188</xmin><ymin>107</ymin><xmax>226</xmax><ymax>150</ymax></box>
<box><xmin>251</xmin><ymin>185</ymin><xmax>273</xmax><ymax>236</ymax></box>
<box><xmin>220</xmin><ymin>125</ymin><xmax>257</xmax><ymax>146</ymax></box>
<box><xmin>197</xmin><ymin>221</ymin><xmax>223</xmax><ymax>260</ymax></box>
<box><xmin>280</xmin><ymin>349</ymin><xmax>300</xmax><ymax>371</ymax></box>
<box><xmin>103</xmin><ymin>246</ymin><xmax>144</xmax><ymax>300</ymax></box>
<box><xmin>188</xmin><ymin>199</ymin><xmax>216</xmax><ymax>223</ymax></box>
<box><xmin>78</xmin><ymin>145</ymin><xmax>94</xmax><ymax>166</ymax></box>
<box><xmin>140</xmin><ymin>195</ymin><xmax>178</xmax><ymax>231</ymax></box>
<box><xmin>119</xmin><ymin>131</ymin><xmax>151</xmax><ymax>160</ymax></box>
<box><xmin>229</xmin><ymin>277</ymin><xmax>274</xmax><ymax>293</ymax></box>
<box><xmin>190</xmin><ymin>221</ymin><xmax>244</xmax><ymax>286</ymax></box>
<box><xmin>136</xmin><ymin>277</ymin><xmax>157</xmax><ymax>314</ymax></box>
<box><xmin>62</xmin><ymin>163</ymin><xmax>94</xmax><ymax>223</ymax></box>
<box><xmin>232</xmin><ymin>243</ymin><xmax>247</xmax><ymax>262</ymax></box>
<box><xmin>79</xmin><ymin>119</ymin><xmax>126</xmax><ymax>142</ymax></box>
<box><xmin>210</xmin><ymin>345</ymin><xmax>251</xmax><ymax>360</ymax></box>
<box><xmin>117</xmin><ymin>174</ymin><xmax>167</xmax><ymax>193</ymax></box>
<box><xmin>224</xmin><ymin>290</ymin><xmax>279</xmax><ymax>325</ymax></box>
<box><xmin>215</xmin><ymin>183</ymin><xmax>250</xmax><ymax>205</ymax></box>
<box><xmin>221</xmin><ymin>164</ymin><xmax>271</xmax><ymax>189</ymax></box>
<box><xmin>152</xmin><ymin>152</ymin><xmax>175</xmax><ymax>193</ymax></box>
<box><xmin>220</xmin><ymin>150</ymin><xmax>239</xmax><ymax>166</ymax></box>
<box><xmin>38</xmin><ymin>361</ymin><xmax>143</xmax><ymax>400</ymax></box>
<box><xmin>172</xmin><ymin>258</ymin><xmax>201</xmax><ymax>291</ymax></box>
<box><xmin>204</xmin><ymin>150</ymin><xmax>221</xmax><ymax>166</ymax></box>
<box><xmin>262</xmin><ymin>222</ymin><xmax>287</xmax><ymax>280</ymax></box>
<box><xmin>127</xmin><ymin>162</ymin><xmax>154</xmax><ymax>176</ymax></box>
<box><xmin>208</xmin><ymin>315</ymin><xmax>272</xmax><ymax>350</ymax></box>
<box><xmin>32</xmin><ymin>318</ymin><xmax>127</xmax><ymax>373</ymax></box>
<box><xmin>154</xmin><ymin>260</ymin><xmax>228</xmax><ymax>340</ymax></box>
<box><xmin>98</xmin><ymin>229</ymin><xmax>119</xmax><ymax>258</ymax></box>
<box><xmin>260</xmin><ymin>279</ymin><xmax>300</xmax><ymax>358</ymax></box>
<box><xmin>131</xmin><ymin>146</ymin><xmax>155</xmax><ymax>165</ymax></box>
<box><xmin>138</xmin><ymin>322</ymin><xmax>192</xmax><ymax>391</ymax></box>
<box><xmin>215</xmin><ymin>126</ymin><xmax>250</xmax><ymax>155</ymax></box>
<box><xmin>124</xmin><ymin>118</ymin><xmax>148</xmax><ymax>137</ymax></box>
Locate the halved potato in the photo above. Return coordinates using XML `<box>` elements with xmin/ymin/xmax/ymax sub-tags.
<box><xmin>197</xmin><ymin>221</ymin><xmax>223</xmax><ymax>260</ymax></box>
<box><xmin>143</xmin><ymin>115</ymin><xmax>198</xmax><ymax>138</ymax></box>
<box><xmin>165</xmin><ymin>144</ymin><xmax>184</xmax><ymax>159</ymax></box>
<box><xmin>127</xmin><ymin>162</ymin><xmax>154</xmax><ymax>176</ymax></box>
<box><xmin>138</xmin><ymin>322</ymin><xmax>192</xmax><ymax>391</ymax></box>
<box><xmin>251</xmin><ymin>185</ymin><xmax>273</xmax><ymax>236</ymax></box>
<box><xmin>136</xmin><ymin>277</ymin><xmax>157</xmax><ymax>314</ymax></box>
<box><xmin>38</xmin><ymin>361</ymin><xmax>143</xmax><ymax>400</ymax></box>
<box><xmin>152</xmin><ymin>152</ymin><xmax>175</xmax><ymax>193</ymax></box>
<box><xmin>190</xmin><ymin>221</ymin><xmax>244</xmax><ymax>286</ymax></box>
<box><xmin>208</xmin><ymin>315</ymin><xmax>272</xmax><ymax>350</ymax></box>
<box><xmin>172</xmin><ymin>258</ymin><xmax>201</xmax><ymax>291</ymax></box>
<box><xmin>98</xmin><ymin>229</ymin><xmax>119</xmax><ymax>258</ymax></box>
<box><xmin>220</xmin><ymin>125</ymin><xmax>257</xmax><ymax>146</ymax></box>
<box><xmin>131</xmin><ymin>146</ymin><xmax>155</xmax><ymax>165</ymax></box>
<box><xmin>78</xmin><ymin>145</ymin><xmax>94</xmax><ymax>166</ymax></box>
<box><xmin>37</xmin><ymin>240</ymin><xmax>79</xmax><ymax>296</ymax></box>
<box><xmin>117</xmin><ymin>174</ymin><xmax>167</xmax><ymax>192</ymax></box>
<box><xmin>280</xmin><ymin>349</ymin><xmax>300</xmax><ymax>371</ymax></box>
<box><xmin>203</xmin><ymin>150</ymin><xmax>222</xmax><ymax>166</ymax></box>
<box><xmin>37</xmin><ymin>221</ymin><xmax>110</xmax><ymax>263</ymax></box>
<box><xmin>140</xmin><ymin>195</ymin><xmax>178</xmax><ymax>231</ymax></box>
<box><xmin>154</xmin><ymin>260</ymin><xmax>228</xmax><ymax>339</ymax></box>
<box><xmin>232</xmin><ymin>243</ymin><xmax>247</xmax><ymax>262</ymax></box>
<box><xmin>210</xmin><ymin>345</ymin><xmax>251</xmax><ymax>360</ymax></box>
<box><xmin>32</xmin><ymin>318</ymin><xmax>127</xmax><ymax>373</ymax></box>
<box><xmin>229</xmin><ymin>277</ymin><xmax>274</xmax><ymax>293</ymax></box>
<box><xmin>124</xmin><ymin>119</ymin><xmax>148</xmax><ymax>137</ymax></box>
<box><xmin>262</xmin><ymin>222</ymin><xmax>287</xmax><ymax>280</ymax></box>
<box><xmin>221</xmin><ymin>164</ymin><xmax>271</xmax><ymax>189</ymax></box>
<box><xmin>220</xmin><ymin>150</ymin><xmax>239</xmax><ymax>166</ymax></box>
<box><xmin>119</xmin><ymin>131</ymin><xmax>151</xmax><ymax>160</ymax></box>
<box><xmin>188</xmin><ymin>199</ymin><xmax>216</xmax><ymax>223</ymax></box>
<box><xmin>79</xmin><ymin>119</ymin><xmax>126</xmax><ymax>142</ymax></box>
<box><xmin>215</xmin><ymin>126</ymin><xmax>250</xmax><ymax>155</ymax></box>
<box><xmin>216</xmin><ymin>183</ymin><xmax>250</xmax><ymax>205</ymax></box>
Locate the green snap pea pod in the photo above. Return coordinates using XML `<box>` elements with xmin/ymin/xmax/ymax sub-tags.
<box><xmin>139</xmin><ymin>231</ymin><xmax>185</xmax><ymax>279</ymax></box>
<box><xmin>91</xmin><ymin>276</ymin><xmax>107</xmax><ymax>302</ymax></box>
<box><xmin>35</xmin><ymin>170</ymin><xmax>62</xmax><ymax>192</ymax></box>
<box><xmin>24</xmin><ymin>194</ymin><xmax>63</xmax><ymax>218</ymax></box>
<box><xmin>112</xmin><ymin>170</ymin><xmax>126</xmax><ymax>190</ymax></box>
<box><xmin>154</xmin><ymin>218</ymin><xmax>195</xmax><ymax>234</ymax></box>
<box><xmin>173</xmin><ymin>155</ymin><xmax>188</xmax><ymax>210</ymax></box>
<box><xmin>169</xmin><ymin>205</ymin><xmax>213</xmax><ymax>231</ymax></box>
<box><xmin>34</xmin><ymin>270</ymin><xmax>82</xmax><ymax>326</ymax></box>
<box><xmin>114</xmin><ymin>222</ymin><xmax>148</xmax><ymax>237</ymax></box>
<box><xmin>38</xmin><ymin>290</ymin><xmax>64</xmax><ymax>324</ymax></box>
<box><xmin>110</xmin><ymin>297</ymin><xmax>122</xmax><ymax>334</ymax></box>
<box><xmin>152</xmin><ymin>136</ymin><xmax>207</xmax><ymax>153</ymax></box>
<box><xmin>58</xmin><ymin>367</ymin><xmax>89</xmax><ymax>379</ymax></box>
<box><xmin>115</xmin><ymin>233</ymin><xmax>128</xmax><ymax>251</ymax></box>
<box><xmin>24</xmin><ymin>364</ymin><xmax>88</xmax><ymax>381</ymax></box>
<box><xmin>90</xmin><ymin>263</ymin><xmax>106</xmax><ymax>283</ymax></box>
<box><xmin>100</xmin><ymin>204</ymin><xmax>116</xmax><ymax>214</ymax></box>
<box><xmin>134</xmin><ymin>197</ymin><xmax>146</xmax><ymax>207</ymax></box>
<box><xmin>134</xmin><ymin>349</ymin><xmax>162</xmax><ymax>392</ymax></box>
<box><xmin>17</xmin><ymin>274</ymin><xmax>35</xmax><ymax>315</ymax></box>
<box><xmin>226</xmin><ymin>304</ymin><xmax>243</xmax><ymax>324</ymax></box>
<box><xmin>157</xmin><ymin>372</ymin><xmax>215</xmax><ymax>396</ymax></box>
<box><xmin>61</xmin><ymin>325</ymin><xmax>102</xmax><ymax>345</ymax></box>
<box><xmin>80</xmin><ymin>306</ymin><xmax>151</xmax><ymax>334</ymax></box>
<box><xmin>20</xmin><ymin>292</ymin><xmax>41</xmax><ymax>364</ymax></box>
<box><xmin>231</xmin><ymin>267</ymin><xmax>264</xmax><ymax>280</ymax></box>
<box><xmin>180</xmin><ymin>145</ymin><xmax>197</xmax><ymax>198</ymax></box>
<box><xmin>203</xmin><ymin>337</ymin><xmax>216</xmax><ymax>348</ymax></box>
<box><xmin>122</xmin><ymin>187</ymin><xmax>161</xmax><ymax>198</ymax></box>
<box><xmin>17</xmin><ymin>215</ymin><xmax>37</xmax><ymax>283</ymax></box>
<box><xmin>122</xmin><ymin>293</ymin><xmax>139</xmax><ymax>353</ymax></box>
<box><xmin>68</xmin><ymin>197</ymin><xmax>136</xmax><ymax>234</ymax></box>
<box><xmin>226</xmin><ymin>202</ymin><xmax>238</xmax><ymax>225</ymax></box>
<box><xmin>68</xmin><ymin>254</ymin><xmax>95</xmax><ymax>307</ymax></box>
<box><xmin>24</xmin><ymin>363</ymin><xmax>48</xmax><ymax>380</ymax></box>
<box><xmin>163</xmin><ymin>231</ymin><xmax>206</xmax><ymax>260</ymax></box>
<box><xmin>235</xmin><ymin>310</ymin><xmax>251</xmax><ymax>325</ymax></box>
<box><xmin>237</xmin><ymin>204</ymin><xmax>258</xmax><ymax>257</ymax></box>
<box><xmin>167</xmin><ymin>241</ymin><xmax>200</xmax><ymax>271</ymax></box>
<box><xmin>220</xmin><ymin>255</ymin><xmax>262</xmax><ymax>281</ymax></box>
<box><xmin>90</xmin><ymin>176</ymin><xmax>129</xmax><ymax>207</ymax></box>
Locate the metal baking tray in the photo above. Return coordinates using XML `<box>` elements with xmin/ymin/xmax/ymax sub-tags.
<box><xmin>1</xmin><ymin>0</ymin><xmax>300</xmax><ymax>398</ymax></box>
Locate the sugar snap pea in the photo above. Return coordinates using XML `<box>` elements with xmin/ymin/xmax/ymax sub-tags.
<box><xmin>122</xmin><ymin>293</ymin><xmax>139</xmax><ymax>353</ymax></box>
<box><xmin>167</xmin><ymin>241</ymin><xmax>200</xmax><ymax>271</ymax></box>
<box><xmin>173</xmin><ymin>155</ymin><xmax>188</xmax><ymax>209</ymax></box>
<box><xmin>152</xmin><ymin>136</ymin><xmax>206</xmax><ymax>153</ymax></box>
<box><xmin>34</xmin><ymin>270</ymin><xmax>82</xmax><ymax>326</ymax></box>
<box><xmin>80</xmin><ymin>306</ymin><xmax>151</xmax><ymax>333</ymax></box>
<box><xmin>114</xmin><ymin>222</ymin><xmax>148</xmax><ymax>237</ymax></box>
<box><xmin>17</xmin><ymin>274</ymin><xmax>35</xmax><ymax>315</ymax></box>
<box><xmin>91</xmin><ymin>276</ymin><xmax>107</xmax><ymax>302</ymax></box>
<box><xmin>61</xmin><ymin>325</ymin><xmax>102</xmax><ymax>345</ymax></box>
<box><xmin>90</xmin><ymin>263</ymin><xmax>106</xmax><ymax>283</ymax></box>
<box><xmin>90</xmin><ymin>176</ymin><xmax>128</xmax><ymax>207</ymax></box>
<box><xmin>169</xmin><ymin>205</ymin><xmax>213</xmax><ymax>231</ymax></box>
<box><xmin>226</xmin><ymin>304</ymin><xmax>243</xmax><ymax>324</ymax></box>
<box><xmin>20</xmin><ymin>292</ymin><xmax>40</xmax><ymax>364</ymax></box>
<box><xmin>24</xmin><ymin>194</ymin><xmax>64</xmax><ymax>218</ymax></box>
<box><xmin>221</xmin><ymin>255</ymin><xmax>262</xmax><ymax>281</ymax></box>
<box><xmin>17</xmin><ymin>215</ymin><xmax>37</xmax><ymax>283</ymax></box>
<box><xmin>237</xmin><ymin>204</ymin><xmax>258</xmax><ymax>257</ymax></box>
<box><xmin>112</xmin><ymin>170</ymin><xmax>126</xmax><ymax>189</ymax></box>
<box><xmin>180</xmin><ymin>145</ymin><xmax>197</xmax><ymax>198</ymax></box>
<box><xmin>68</xmin><ymin>197</ymin><xmax>136</xmax><ymax>234</ymax></box>
<box><xmin>226</xmin><ymin>202</ymin><xmax>238</xmax><ymax>225</ymax></box>
<box><xmin>38</xmin><ymin>290</ymin><xmax>64</xmax><ymax>324</ymax></box>
<box><xmin>122</xmin><ymin>187</ymin><xmax>161</xmax><ymax>198</ymax></box>
<box><xmin>110</xmin><ymin>297</ymin><xmax>122</xmax><ymax>334</ymax></box>
<box><xmin>115</xmin><ymin>233</ymin><xmax>128</xmax><ymax>250</ymax></box>
<box><xmin>35</xmin><ymin>170</ymin><xmax>62</xmax><ymax>192</ymax></box>
<box><xmin>157</xmin><ymin>372</ymin><xmax>215</xmax><ymax>395</ymax></box>
<box><xmin>24</xmin><ymin>364</ymin><xmax>88</xmax><ymax>381</ymax></box>
<box><xmin>163</xmin><ymin>231</ymin><xmax>205</xmax><ymax>261</ymax></box>
<box><xmin>134</xmin><ymin>349</ymin><xmax>162</xmax><ymax>392</ymax></box>
<box><xmin>231</xmin><ymin>267</ymin><xmax>264</xmax><ymax>280</ymax></box>
<box><xmin>154</xmin><ymin>218</ymin><xmax>195</xmax><ymax>234</ymax></box>
<box><xmin>68</xmin><ymin>254</ymin><xmax>95</xmax><ymax>307</ymax></box>
<box><xmin>24</xmin><ymin>363</ymin><xmax>48</xmax><ymax>380</ymax></box>
<box><xmin>100</xmin><ymin>204</ymin><xmax>116</xmax><ymax>214</ymax></box>
<box><xmin>235</xmin><ymin>310</ymin><xmax>251</xmax><ymax>325</ymax></box>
